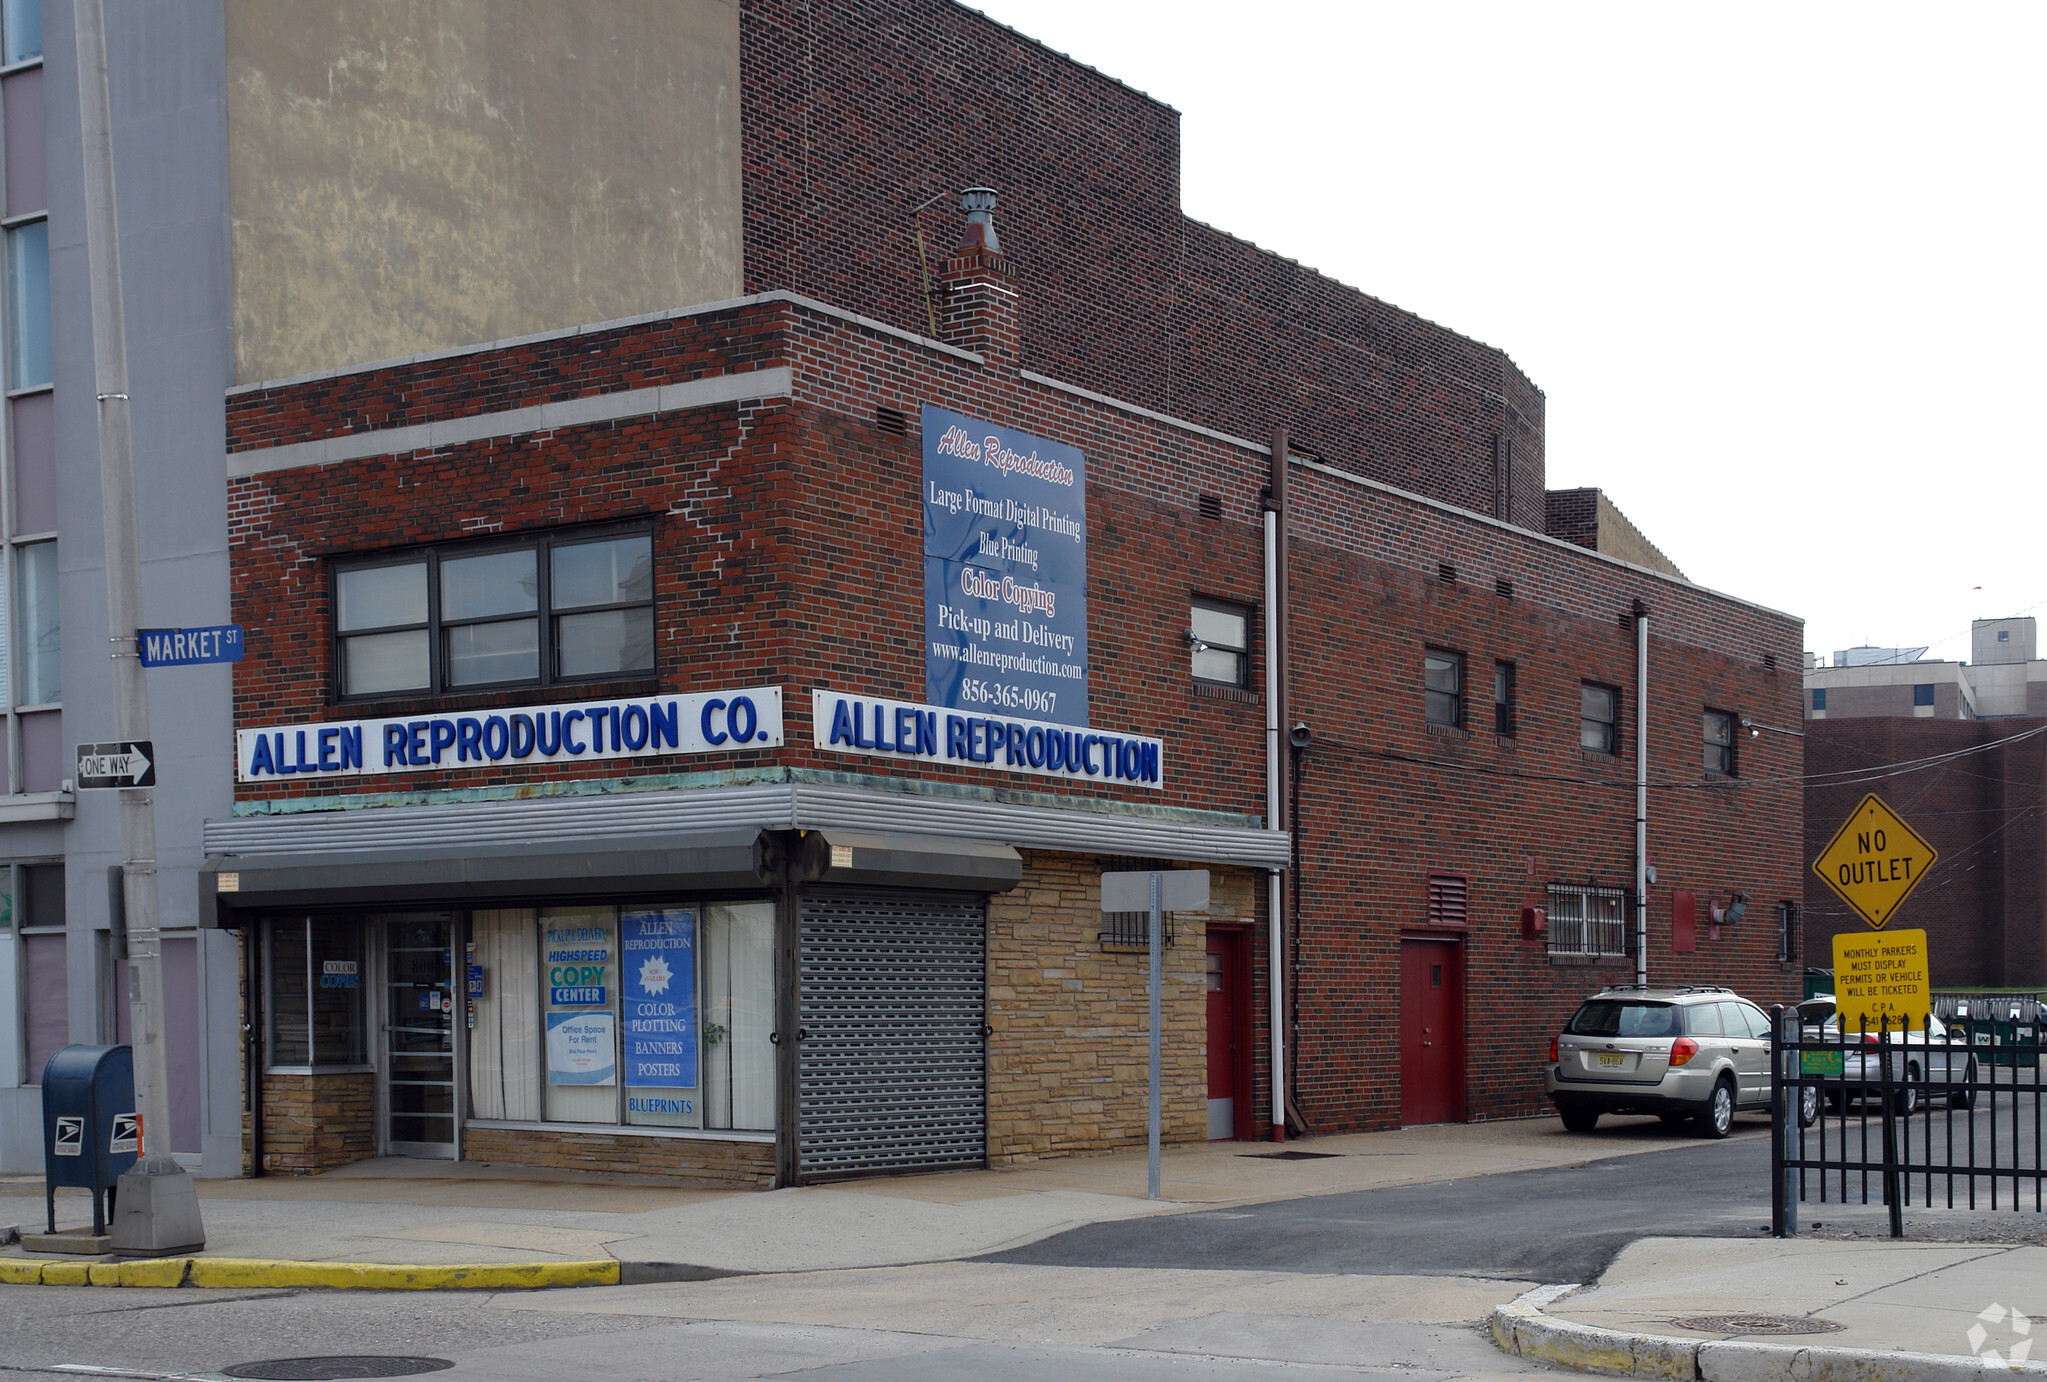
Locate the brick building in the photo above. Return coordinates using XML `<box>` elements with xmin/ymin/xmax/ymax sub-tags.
<box><xmin>8</xmin><ymin>0</ymin><xmax>1808</xmax><ymax>1184</ymax></box>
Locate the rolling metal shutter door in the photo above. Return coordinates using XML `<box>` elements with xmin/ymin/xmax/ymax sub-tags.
<box><xmin>798</xmin><ymin>889</ymin><xmax>987</xmax><ymax>1180</ymax></box>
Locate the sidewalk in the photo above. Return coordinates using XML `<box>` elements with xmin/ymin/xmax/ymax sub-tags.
<box><xmin>1496</xmin><ymin>1230</ymin><xmax>2047</xmax><ymax>1380</ymax></box>
<box><xmin>3</xmin><ymin>1114</ymin><xmax>1751</xmax><ymax>1274</ymax></box>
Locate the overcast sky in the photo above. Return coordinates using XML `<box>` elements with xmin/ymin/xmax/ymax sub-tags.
<box><xmin>971</xmin><ymin>1</ymin><xmax>2046</xmax><ymax>666</ymax></box>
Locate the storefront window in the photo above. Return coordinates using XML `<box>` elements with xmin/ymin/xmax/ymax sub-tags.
<box><xmin>265</xmin><ymin>917</ymin><xmax>367</xmax><ymax>1068</ymax></box>
<box><xmin>465</xmin><ymin>899</ymin><xmax>773</xmax><ymax>1132</ymax></box>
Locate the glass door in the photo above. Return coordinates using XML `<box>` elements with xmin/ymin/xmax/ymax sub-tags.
<box><xmin>381</xmin><ymin>915</ymin><xmax>457</xmax><ymax>1157</ymax></box>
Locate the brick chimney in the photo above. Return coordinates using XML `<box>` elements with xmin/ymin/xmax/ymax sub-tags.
<box><xmin>938</xmin><ymin>187</ymin><xmax>1019</xmax><ymax>365</ymax></box>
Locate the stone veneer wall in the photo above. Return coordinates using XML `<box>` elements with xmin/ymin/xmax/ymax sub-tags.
<box><xmin>255</xmin><ymin>1071</ymin><xmax>374</xmax><ymax>1174</ymax></box>
<box><xmin>987</xmin><ymin>850</ymin><xmax>1257</xmax><ymax>1164</ymax></box>
<box><xmin>461</xmin><ymin>1126</ymin><xmax>776</xmax><ymax>1187</ymax></box>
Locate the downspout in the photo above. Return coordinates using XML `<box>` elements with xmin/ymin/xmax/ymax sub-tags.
<box><xmin>1266</xmin><ymin>428</ymin><xmax>1289</xmax><ymax>1141</ymax></box>
<box><xmin>1634</xmin><ymin>599</ymin><xmax>1649</xmax><ymax>988</ymax></box>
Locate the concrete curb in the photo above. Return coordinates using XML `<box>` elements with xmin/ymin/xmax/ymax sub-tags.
<box><xmin>1491</xmin><ymin>1284</ymin><xmax>2047</xmax><ymax>1382</ymax></box>
<box><xmin>0</xmin><ymin>1256</ymin><xmax>623</xmax><ymax>1290</ymax></box>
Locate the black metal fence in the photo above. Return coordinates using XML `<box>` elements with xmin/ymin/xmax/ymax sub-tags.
<box><xmin>1768</xmin><ymin>1003</ymin><xmax>2044</xmax><ymax>1237</ymax></box>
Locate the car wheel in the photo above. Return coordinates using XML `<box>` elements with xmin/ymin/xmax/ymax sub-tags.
<box><xmin>1949</xmin><ymin>1059</ymin><xmax>1976</xmax><ymax>1111</ymax></box>
<box><xmin>1799</xmin><ymin>1083</ymin><xmax>1821</xmax><ymax>1128</ymax></box>
<box><xmin>1697</xmin><ymin>1078</ymin><xmax>1736</xmax><ymax>1139</ymax></box>
<box><xmin>1893</xmin><ymin>1063</ymin><xmax>1921</xmax><ymax>1115</ymax></box>
<box><xmin>1558</xmin><ymin>1105</ymin><xmax>1601</xmax><ymax>1133</ymax></box>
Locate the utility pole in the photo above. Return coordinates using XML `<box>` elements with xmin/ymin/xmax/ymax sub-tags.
<box><xmin>75</xmin><ymin>0</ymin><xmax>204</xmax><ymax>1255</ymax></box>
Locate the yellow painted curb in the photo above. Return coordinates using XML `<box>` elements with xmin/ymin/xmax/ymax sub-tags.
<box><xmin>185</xmin><ymin>1258</ymin><xmax>621</xmax><ymax>1291</ymax></box>
<box><xmin>40</xmin><ymin>1261</ymin><xmax>90</xmax><ymax>1286</ymax></box>
<box><xmin>0</xmin><ymin>1260</ymin><xmax>44</xmax><ymax>1285</ymax></box>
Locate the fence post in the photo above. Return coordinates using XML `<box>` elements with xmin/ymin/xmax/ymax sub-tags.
<box><xmin>1878</xmin><ymin>1017</ymin><xmax>1903</xmax><ymax>1238</ymax></box>
<box><xmin>1771</xmin><ymin>1004</ymin><xmax>1795</xmax><ymax>1237</ymax></box>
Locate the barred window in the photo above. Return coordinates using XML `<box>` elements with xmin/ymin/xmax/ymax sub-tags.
<box><xmin>1546</xmin><ymin>883</ymin><xmax>1630</xmax><ymax>958</ymax></box>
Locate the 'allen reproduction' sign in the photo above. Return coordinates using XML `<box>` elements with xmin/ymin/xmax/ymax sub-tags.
<box><xmin>1812</xmin><ymin>792</ymin><xmax>1938</xmax><ymax>930</ymax></box>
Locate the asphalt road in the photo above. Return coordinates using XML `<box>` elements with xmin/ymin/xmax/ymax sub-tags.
<box><xmin>987</xmin><ymin>1118</ymin><xmax>1779</xmax><ymax>1284</ymax></box>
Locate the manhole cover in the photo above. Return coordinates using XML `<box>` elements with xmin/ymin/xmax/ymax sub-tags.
<box><xmin>224</xmin><ymin>1359</ymin><xmax>455</xmax><ymax>1380</ymax></box>
<box><xmin>1671</xmin><ymin>1314</ymin><xmax>1846</xmax><ymax>1337</ymax></box>
<box><xmin>1241</xmin><ymin>1150</ymin><xmax>1341</xmax><ymax>1161</ymax></box>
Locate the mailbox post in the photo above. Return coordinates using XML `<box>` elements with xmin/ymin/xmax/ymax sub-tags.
<box><xmin>40</xmin><ymin>1045</ymin><xmax>139</xmax><ymax>1237</ymax></box>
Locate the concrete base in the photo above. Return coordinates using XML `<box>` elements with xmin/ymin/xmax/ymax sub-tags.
<box><xmin>20</xmin><ymin>1228</ymin><xmax>111</xmax><ymax>1255</ymax></box>
<box><xmin>109</xmin><ymin>1158</ymin><xmax>205</xmax><ymax>1258</ymax></box>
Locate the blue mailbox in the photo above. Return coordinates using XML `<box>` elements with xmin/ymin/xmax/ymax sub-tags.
<box><xmin>40</xmin><ymin>1044</ymin><xmax>139</xmax><ymax>1235</ymax></box>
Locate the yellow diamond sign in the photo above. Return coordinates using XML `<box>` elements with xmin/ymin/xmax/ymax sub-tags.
<box><xmin>1813</xmin><ymin>793</ymin><xmax>1938</xmax><ymax>931</ymax></box>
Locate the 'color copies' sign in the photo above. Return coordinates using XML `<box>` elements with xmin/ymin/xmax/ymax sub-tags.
<box><xmin>236</xmin><ymin>688</ymin><xmax>782</xmax><ymax>782</ymax></box>
<box><xmin>923</xmin><ymin>405</ymin><xmax>1087</xmax><ymax>727</ymax></box>
<box><xmin>813</xmin><ymin>688</ymin><xmax>1162</xmax><ymax>789</ymax></box>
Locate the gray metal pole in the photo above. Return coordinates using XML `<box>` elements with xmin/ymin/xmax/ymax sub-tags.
<box><xmin>1148</xmin><ymin>871</ymin><xmax>1162</xmax><ymax>1200</ymax></box>
<box><xmin>75</xmin><ymin>0</ymin><xmax>203</xmax><ymax>1254</ymax></box>
<box><xmin>1634</xmin><ymin>608</ymin><xmax>1649</xmax><ymax>987</ymax></box>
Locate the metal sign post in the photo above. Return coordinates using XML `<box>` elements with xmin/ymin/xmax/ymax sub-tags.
<box><xmin>73</xmin><ymin>0</ymin><xmax>202</xmax><ymax>1256</ymax></box>
<box><xmin>1100</xmin><ymin>869</ymin><xmax>1211</xmax><ymax>1201</ymax></box>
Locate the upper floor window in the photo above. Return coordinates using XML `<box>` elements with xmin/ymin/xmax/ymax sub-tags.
<box><xmin>13</xmin><ymin>537</ymin><xmax>56</xmax><ymax>705</ymax></box>
<box><xmin>1811</xmin><ymin>688</ymin><xmax>1827</xmax><ymax>711</ymax></box>
<box><xmin>1188</xmin><ymin>598</ymin><xmax>1250</xmax><ymax>689</ymax></box>
<box><xmin>1702</xmin><ymin>709</ymin><xmax>1736</xmax><ymax>775</ymax></box>
<box><xmin>1580</xmin><ymin>682</ymin><xmax>1619</xmax><ymax>754</ymax></box>
<box><xmin>1913</xmin><ymin>683</ymin><xmax>1935</xmax><ymax>707</ymax></box>
<box><xmin>6</xmin><ymin>218</ymin><xmax>49</xmax><ymax>389</ymax></box>
<box><xmin>2</xmin><ymin>0</ymin><xmax>40</xmax><ymax>65</ymax></box>
<box><xmin>1493</xmin><ymin>660</ymin><xmax>1516</xmax><ymax>736</ymax></box>
<box><xmin>334</xmin><ymin>528</ymin><xmax>654</xmax><ymax>699</ymax></box>
<box><xmin>1424</xmin><ymin>648</ymin><xmax>1463</xmax><ymax>728</ymax></box>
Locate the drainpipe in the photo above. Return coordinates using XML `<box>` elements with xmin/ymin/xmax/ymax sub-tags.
<box><xmin>1266</xmin><ymin>428</ymin><xmax>1290</xmax><ymax>1141</ymax></box>
<box><xmin>1634</xmin><ymin>599</ymin><xmax>1650</xmax><ymax>988</ymax></box>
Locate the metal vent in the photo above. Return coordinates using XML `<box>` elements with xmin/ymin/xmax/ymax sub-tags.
<box><xmin>797</xmin><ymin>889</ymin><xmax>987</xmax><ymax>1180</ymax></box>
<box><xmin>1495</xmin><ymin>577</ymin><xmax>1513</xmax><ymax>599</ymax></box>
<box><xmin>1438</xmin><ymin>562</ymin><xmax>1457</xmax><ymax>585</ymax></box>
<box><xmin>1426</xmin><ymin>873</ymin><xmax>1469</xmax><ymax>928</ymax></box>
<box><xmin>1199</xmin><ymin>494</ymin><xmax>1223</xmax><ymax>520</ymax></box>
<box><xmin>875</xmin><ymin>405</ymin><xmax>909</xmax><ymax>435</ymax></box>
<box><xmin>1762</xmin><ymin>652</ymin><xmax>1778</xmax><ymax>670</ymax></box>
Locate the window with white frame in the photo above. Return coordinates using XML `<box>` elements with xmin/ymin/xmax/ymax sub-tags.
<box><xmin>1189</xmin><ymin>598</ymin><xmax>1250</xmax><ymax>689</ymax></box>
<box><xmin>1546</xmin><ymin>883</ymin><xmax>1630</xmax><ymax>958</ymax></box>
<box><xmin>1580</xmin><ymin>682</ymin><xmax>1619</xmax><ymax>754</ymax></box>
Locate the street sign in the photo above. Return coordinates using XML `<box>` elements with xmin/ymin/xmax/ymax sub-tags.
<box><xmin>1100</xmin><ymin>869</ymin><xmax>1210</xmax><ymax>914</ymax></box>
<box><xmin>1833</xmin><ymin>928</ymin><xmax>1931</xmax><ymax>1032</ymax></box>
<box><xmin>1812</xmin><ymin>792</ymin><xmax>1938</xmax><ymax>930</ymax></box>
<box><xmin>137</xmin><ymin>624</ymin><xmax>243</xmax><ymax>668</ymax></box>
<box><xmin>75</xmin><ymin>741</ymin><xmax>155</xmax><ymax>789</ymax></box>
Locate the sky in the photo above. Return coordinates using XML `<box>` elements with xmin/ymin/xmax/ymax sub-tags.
<box><xmin>969</xmin><ymin>1</ymin><xmax>2047</xmax><ymax>666</ymax></box>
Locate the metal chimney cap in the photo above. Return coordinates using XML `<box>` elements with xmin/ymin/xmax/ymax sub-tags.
<box><xmin>957</xmin><ymin>187</ymin><xmax>1002</xmax><ymax>254</ymax></box>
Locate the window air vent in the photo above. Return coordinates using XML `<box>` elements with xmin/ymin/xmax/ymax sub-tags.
<box><xmin>875</xmin><ymin>405</ymin><xmax>909</xmax><ymax>435</ymax></box>
<box><xmin>1199</xmin><ymin>494</ymin><xmax>1223</xmax><ymax>521</ymax></box>
<box><xmin>1438</xmin><ymin>563</ymin><xmax>1457</xmax><ymax>585</ymax></box>
<box><xmin>1426</xmin><ymin>873</ymin><xmax>1470</xmax><ymax>928</ymax></box>
<box><xmin>1495</xmin><ymin>577</ymin><xmax>1514</xmax><ymax>599</ymax></box>
<box><xmin>1762</xmin><ymin>652</ymin><xmax>1778</xmax><ymax>670</ymax></box>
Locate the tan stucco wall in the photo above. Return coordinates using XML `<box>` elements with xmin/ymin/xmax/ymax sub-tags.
<box><xmin>226</xmin><ymin>0</ymin><xmax>742</xmax><ymax>384</ymax></box>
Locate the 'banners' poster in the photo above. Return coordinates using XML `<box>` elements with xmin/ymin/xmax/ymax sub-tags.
<box><xmin>923</xmin><ymin>405</ymin><xmax>1088</xmax><ymax>727</ymax></box>
<box><xmin>622</xmin><ymin>909</ymin><xmax>698</xmax><ymax>1091</ymax></box>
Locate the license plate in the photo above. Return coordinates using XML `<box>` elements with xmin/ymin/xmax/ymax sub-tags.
<box><xmin>1597</xmin><ymin>1053</ymin><xmax>1626</xmax><ymax>1069</ymax></box>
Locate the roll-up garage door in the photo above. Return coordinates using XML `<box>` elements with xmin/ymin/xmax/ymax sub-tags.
<box><xmin>797</xmin><ymin>889</ymin><xmax>987</xmax><ymax>1180</ymax></box>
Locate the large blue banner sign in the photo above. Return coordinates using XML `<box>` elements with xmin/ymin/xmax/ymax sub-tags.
<box><xmin>923</xmin><ymin>405</ymin><xmax>1088</xmax><ymax>727</ymax></box>
<box><xmin>621</xmin><ymin>909</ymin><xmax>697</xmax><ymax>1090</ymax></box>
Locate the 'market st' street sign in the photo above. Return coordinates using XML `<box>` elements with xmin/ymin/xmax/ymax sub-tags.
<box><xmin>1813</xmin><ymin>792</ymin><xmax>1938</xmax><ymax>930</ymax></box>
<box><xmin>137</xmin><ymin>623</ymin><xmax>244</xmax><ymax>667</ymax></box>
<box><xmin>75</xmin><ymin>741</ymin><xmax>156</xmax><ymax>789</ymax></box>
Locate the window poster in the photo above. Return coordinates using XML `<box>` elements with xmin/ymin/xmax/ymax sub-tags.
<box><xmin>622</xmin><ymin>909</ymin><xmax>699</xmax><ymax>1125</ymax></box>
<box><xmin>544</xmin><ymin>914</ymin><xmax>616</xmax><ymax>1093</ymax></box>
<box><xmin>923</xmin><ymin>405</ymin><xmax>1088</xmax><ymax>727</ymax></box>
<box><xmin>545</xmin><ymin>1012</ymin><xmax>616</xmax><ymax>1085</ymax></box>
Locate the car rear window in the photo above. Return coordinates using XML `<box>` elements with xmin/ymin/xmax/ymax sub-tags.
<box><xmin>1567</xmin><ymin>1001</ymin><xmax>1682</xmax><ymax>1038</ymax></box>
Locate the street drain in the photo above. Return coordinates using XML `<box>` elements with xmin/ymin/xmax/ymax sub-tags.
<box><xmin>1242</xmin><ymin>1150</ymin><xmax>1341</xmax><ymax>1161</ymax></box>
<box><xmin>223</xmin><ymin>1358</ymin><xmax>455</xmax><ymax>1380</ymax></box>
<box><xmin>1671</xmin><ymin>1314</ymin><xmax>1846</xmax><ymax>1337</ymax></box>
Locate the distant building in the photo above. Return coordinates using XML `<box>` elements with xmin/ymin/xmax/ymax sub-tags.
<box><xmin>1804</xmin><ymin>618</ymin><xmax>2047</xmax><ymax>721</ymax></box>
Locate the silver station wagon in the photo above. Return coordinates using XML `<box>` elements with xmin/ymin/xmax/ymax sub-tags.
<box><xmin>1546</xmin><ymin>984</ymin><xmax>1818</xmax><ymax>1137</ymax></box>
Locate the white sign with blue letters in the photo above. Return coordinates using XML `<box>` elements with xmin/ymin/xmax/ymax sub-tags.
<box><xmin>236</xmin><ymin>688</ymin><xmax>783</xmax><ymax>782</ymax></box>
<box><xmin>812</xmin><ymin>688</ymin><xmax>1162</xmax><ymax>789</ymax></box>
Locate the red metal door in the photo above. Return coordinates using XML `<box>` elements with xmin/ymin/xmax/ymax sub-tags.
<box><xmin>1206</xmin><ymin>930</ymin><xmax>1239</xmax><ymax>1139</ymax></box>
<box><xmin>1400</xmin><ymin>938</ymin><xmax>1466</xmax><ymax>1125</ymax></box>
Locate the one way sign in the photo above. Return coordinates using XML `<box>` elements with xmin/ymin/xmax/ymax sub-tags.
<box><xmin>76</xmin><ymin>741</ymin><xmax>156</xmax><ymax>789</ymax></box>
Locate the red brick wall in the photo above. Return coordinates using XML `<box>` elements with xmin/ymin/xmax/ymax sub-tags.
<box><xmin>227</xmin><ymin>285</ymin><xmax>1803</xmax><ymax>1131</ymax></box>
<box><xmin>738</xmin><ymin>0</ymin><xmax>1547</xmax><ymax>525</ymax></box>
<box><xmin>1804</xmin><ymin>718</ymin><xmax>2047</xmax><ymax>988</ymax></box>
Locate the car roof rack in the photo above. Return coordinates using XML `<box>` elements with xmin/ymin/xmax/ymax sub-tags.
<box><xmin>1593</xmin><ymin>983</ymin><xmax>1736</xmax><ymax>996</ymax></box>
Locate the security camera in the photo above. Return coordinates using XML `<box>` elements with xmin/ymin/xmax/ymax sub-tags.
<box><xmin>1289</xmin><ymin>722</ymin><xmax>1312</xmax><ymax>750</ymax></box>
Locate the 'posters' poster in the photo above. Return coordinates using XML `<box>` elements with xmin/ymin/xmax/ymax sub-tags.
<box><xmin>622</xmin><ymin>909</ymin><xmax>698</xmax><ymax>1124</ymax></box>
<box><xmin>923</xmin><ymin>405</ymin><xmax>1087</xmax><ymax>727</ymax></box>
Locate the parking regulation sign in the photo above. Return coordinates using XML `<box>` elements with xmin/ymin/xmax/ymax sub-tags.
<box><xmin>1812</xmin><ymin>792</ymin><xmax>1938</xmax><ymax>930</ymax></box>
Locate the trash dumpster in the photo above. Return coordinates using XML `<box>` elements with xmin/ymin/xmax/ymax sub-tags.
<box><xmin>40</xmin><ymin>1044</ymin><xmax>138</xmax><ymax>1235</ymax></box>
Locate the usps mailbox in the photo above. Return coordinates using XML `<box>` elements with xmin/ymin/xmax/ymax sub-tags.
<box><xmin>40</xmin><ymin>1044</ymin><xmax>139</xmax><ymax>1235</ymax></box>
